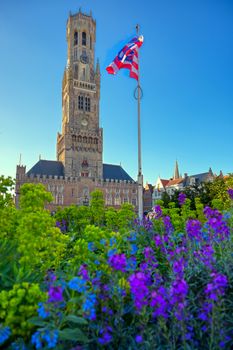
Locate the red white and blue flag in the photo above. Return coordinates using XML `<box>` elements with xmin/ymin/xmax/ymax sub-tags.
<box><xmin>106</xmin><ymin>35</ymin><xmax>144</xmax><ymax>80</ymax></box>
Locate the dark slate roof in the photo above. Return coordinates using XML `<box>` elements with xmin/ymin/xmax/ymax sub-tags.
<box><xmin>103</xmin><ymin>164</ymin><xmax>134</xmax><ymax>182</ymax></box>
<box><xmin>183</xmin><ymin>172</ymin><xmax>213</xmax><ymax>186</ymax></box>
<box><xmin>26</xmin><ymin>160</ymin><xmax>134</xmax><ymax>182</ymax></box>
<box><xmin>27</xmin><ymin>160</ymin><xmax>64</xmax><ymax>177</ymax></box>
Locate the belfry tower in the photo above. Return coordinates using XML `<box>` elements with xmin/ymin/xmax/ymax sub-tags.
<box><xmin>57</xmin><ymin>10</ymin><xmax>103</xmax><ymax>180</ymax></box>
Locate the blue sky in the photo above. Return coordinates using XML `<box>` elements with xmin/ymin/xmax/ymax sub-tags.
<box><xmin>0</xmin><ymin>0</ymin><xmax>233</xmax><ymax>184</ymax></box>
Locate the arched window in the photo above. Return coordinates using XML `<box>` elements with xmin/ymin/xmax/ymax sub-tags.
<box><xmin>82</xmin><ymin>32</ymin><xmax>86</xmax><ymax>46</ymax></box>
<box><xmin>88</xmin><ymin>137</ymin><xmax>93</xmax><ymax>144</ymax></box>
<box><xmin>85</xmin><ymin>97</ymin><xmax>90</xmax><ymax>112</ymax></box>
<box><xmin>90</xmin><ymin>36</ymin><xmax>92</xmax><ymax>49</ymax></box>
<box><xmin>74</xmin><ymin>31</ymin><xmax>78</xmax><ymax>46</ymax></box>
<box><xmin>74</xmin><ymin>64</ymin><xmax>78</xmax><ymax>79</ymax></box>
<box><xmin>82</xmin><ymin>68</ymin><xmax>86</xmax><ymax>80</ymax></box>
<box><xmin>78</xmin><ymin>96</ymin><xmax>84</xmax><ymax>110</ymax></box>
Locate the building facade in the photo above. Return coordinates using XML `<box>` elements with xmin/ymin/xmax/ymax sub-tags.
<box><xmin>15</xmin><ymin>10</ymin><xmax>138</xmax><ymax>211</ymax></box>
<box><xmin>152</xmin><ymin>163</ymin><xmax>216</xmax><ymax>205</ymax></box>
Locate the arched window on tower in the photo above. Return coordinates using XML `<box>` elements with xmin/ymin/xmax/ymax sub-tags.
<box><xmin>82</xmin><ymin>32</ymin><xmax>86</xmax><ymax>46</ymax></box>
<box><xmin>85</xmin><ymin>97</ymin><xmax>90</xmax><ymax>112</ymax></box>
<box><xmin>90</xmin><ymin>36</ymin><xmax>92</xmax><ymax>49</ymax></box>
<box><xmin>78</xmin><ymin>96</ymin><xmax>84</xmax><ymax>110</ymax></box>
<box><xmin>74</xmin><ymin>64</ymin><xmax>78</xmax><ymax>79</ymax></box>
<box><xmin>74</xmin><ymin>31</ymin><xmax>78</xmax><ymax>46</ymax></box>
<box><xmin>82</xmin><ymin>68</ymin><xmax>86</xmax><ymax>81</ymax></box>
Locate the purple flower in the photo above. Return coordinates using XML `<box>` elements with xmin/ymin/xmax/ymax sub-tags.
<box><xmin>152</xmin><ymin>205</ymin><xmax>163</xmax><ymax>219</ymax></box>
<box><xmin>135</xmin><ymin>335</ymin><xmax>143</xmax><ymax>343</ymax></box>
<box><xmin>98</xmin><ymin>327</ymin><xmax>113</xmax><ymax>345</ymax></box>
<box><xmin>48</xmin><ymin>286</ymin><xmax>63</xmax><ymax>303</ymax></box>
<box><xmin>163</xmin><ymin>216</ymin><xmax>174</xmax><ymax>236</ymax></box>
<box><xmin>79</xmin><ymin>264</ymin><xmax>89</xmax><ymax>280</ymax></box>
<box><xmin>172</xmin><ymin>258</ymin><xmax>185</xmax><ymax>277</ymax></box>
<box><xmin>227</xmin><ymin>188</ymin><xmax>233</xmax><ymax>200</ymax></box>
<box><xmin>150</xmin><ymin>286</ymin><xmax>169</xmax><ymax>319</ymax></box>
<box><xmin>178</xmin><ymin>192</ymin><xmax>186</xmax><ymax>206</ymax></box>
<box><xmin>128</xmin><ymin>272</ymin><xmax>150</xmax><ymax>311</ymax></box>
<box><xmin>170</xmin><ymin>278</ymin><xmax>188</xmax><ymax>320</ymax></box>
<box><xmin>186</xmin><ymin>219</ymin><xmax>202</xmax><ymax>241</ymax></box>
<box><xmin>108</xmin><ymin>253</ymin><xmax>127</xmax><ymax>272</ymax></box>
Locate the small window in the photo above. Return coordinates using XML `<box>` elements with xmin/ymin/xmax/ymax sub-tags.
<box><xmin>82</xmin><ymin>32</ymin><xmax>86</xmax><ymax>46</ymax></box>
<box><xmin>82</xmin><ymin>68</ymin><xmax>85</xmax><ymax>80</ymax></box>
<box><xmin>85</xmin><ymin>97</ymin><xmax>90</xmax><ymax>112</ymax></box>
<box><xmin>74</xmin><ymin>64</ymin><xmax>78</xmax><ymax>79</ymax></box>
<box><xmin>78</xmin><ymin>96</ymin><xmax>84</xmax><ymax>110</ymax></box>
<box><xmin>90</xmin><ymin>36</ymin><xmax>92</xmax><ymax>49</ymax></box>
<box><xmin>74</xmin><ymin>31</ymin><xmax>78</xmax><ymax>46</ymax></box>
<box><xmin>73</xmin><ymin>47</ymin><xmax>78</xmax><ymax>61</ymax></box>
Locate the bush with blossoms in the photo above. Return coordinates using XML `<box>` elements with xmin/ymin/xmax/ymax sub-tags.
<box><xmin>0</xmin><ymin>179</ymin><xmax>233</xmax><ymax>349</ymax></box>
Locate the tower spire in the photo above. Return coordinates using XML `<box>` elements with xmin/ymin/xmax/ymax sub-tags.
<box><xmin>173</xmin><ymin>160</ymin><xmax>180</xmax><ymax>179</ymax></box>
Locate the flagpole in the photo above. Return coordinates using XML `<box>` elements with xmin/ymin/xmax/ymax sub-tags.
<box><xmin>136</xmin><ymin>24</ymin><xmax>143</xmax><ymax>220</ymax></box>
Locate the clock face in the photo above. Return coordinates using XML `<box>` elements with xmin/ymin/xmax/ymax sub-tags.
<box><xmin>81</xmin><ymin>119</ymin><xmax>88</xmax><ymax>126</ymax></box>
<box><xmin>80</xmin><ymin>54</ymin><xmax>88</xmax><ymax>64</ymax></box>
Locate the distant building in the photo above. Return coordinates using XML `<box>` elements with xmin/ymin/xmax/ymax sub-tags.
<box><xmin>15</xmin><ymin>10</ymin><xmax>138</xmax><ymax>211</ymax></box>
<box><xmin>143</xmin><ymin>182</ymin><xmax>154</xmax><ymax>213</ymax></box>
<box><xmin>152</xmin><ymin>162</ymin><xmax>217</xmax><ymax>205</ymax></box>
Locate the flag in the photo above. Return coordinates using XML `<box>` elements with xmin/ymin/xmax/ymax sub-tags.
<box><xmin>106</xmin><ymin>35</ymin><xmax>144</xmax><ymax>80</ymax></box>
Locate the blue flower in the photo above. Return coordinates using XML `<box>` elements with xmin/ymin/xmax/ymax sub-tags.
<box><xmin>32</xmin><ymin>330</ymin><xmax>59</xmax><ymax>349</ymax></box>
<box><xmin>126</xmin><ymin>256</ymin><xmax>137</xmax><ymax>271</ymax></box>
<box><xmin>37</xmin><ymin>302</ymin><xmax>50</xmax><ymax>318</ymax></box>
<box><xmin>11</xmin><ymin>341</ymin><xmax>27</xmax><ymax>350</ymax></box>
<box><xmin>68</xmin><ymin>277</ymin><xmax>87</xmax><ymax>292</ymax></box>
<box><xmin>0</xmin><ymin>326</ymin><xmax>11</xmax><ymax>345</ymax></box>
<box><xmin>42</xmin><ymin>330</ymin><xmax>59</xmax><ymax>349</ymax></box>
<box><xmin>88</xmin><ymin>242</ymin><xmax>94</xmax><ymax>251</ymax></box>
<box><xmin>107</xmin><ymin>248</ymin><xmax>117</xmax><ymax>257</ymax></box>
<box><xmin>31</xmin><ymin>331</ymin><xmax>42</xmax><ymax>349</ymax></box>
<box><xmin>94</xmin><ymin>259</ymin><xmax>100</xmax><ymax>265</ymax></box>
<box><xmin>100</xmin><ymin>238</ymin><xmax>106</xmax><ymax>245</ymax></box>
<box><xmin>82</xmin><ymin>293</ymin><xmax>96</xmax><ymax>320</ymax></box>
<box><xmin>109</xmin><ymin>237</ymin><xmax>116</xmax><ymax>246</ymax></box>
<box><xmin>130</xmin><ymin>244</ymin><xmax>138</xmax><ymax>255</ymax></box>
<box><xmin>127</xmin><ymin>232</ymin><xmax>137</xmax><ymax>241</ymax></box>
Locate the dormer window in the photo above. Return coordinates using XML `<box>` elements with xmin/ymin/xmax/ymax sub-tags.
<box><xmin>74</xmin><ymin>31</ymin><xmax>78</xmax><ymax>46</ymax></box>
<box><xmin>82</xmin><ymin>32</ymin><xmax>86</xmax><ymax>46</ymax></box>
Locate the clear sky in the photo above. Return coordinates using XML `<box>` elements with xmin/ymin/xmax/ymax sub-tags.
<box><xmin>0</xmin><ymin>0</ymin><xmax>233</xmax><ymax>184</ymax></box>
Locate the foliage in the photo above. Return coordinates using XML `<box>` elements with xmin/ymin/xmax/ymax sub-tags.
<box><xmin>90</xmin><ymin>189</ymin><xmax>105</xmax><ymax>226</ymax></box>
<box><xmin>0</xmin><ymin>175</ymin><xmax>14</xmax><ymax>208</ymax></box>
<box><xmin>19</xmin><ymin>183</ymin><xmax>53</xmax><ymax>212</ymax></box>
<box><xmin>1</xmin><ymin>183</ymin><xmax>233</xmax><ymax>349</ymax></box>
<box><xmin>0</xmin><ymin>282</ymin><xmax>46</xmax><ymax>337</ymax></box>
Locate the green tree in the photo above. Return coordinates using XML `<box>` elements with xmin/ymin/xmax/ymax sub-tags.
<box><xmin>19</xmin><ymin>183</ymin><xmax>53</xmax><ymax>212</ymax></box>
<box><xmin>90</xmin><ymin>189</ymin><xmax>105</xmax><ymax>226</ymax></box>
<box><xmin>105</xmin><ymin>207</ymin><xmax>118</xmax><ymax>231</ymax></box>
<box><xmin>0</xmin><ymin>175</ymin><xmax>14</xmax><ymax>208</ymax></box>
<box><xmin>118</xmin><ymin>203</ymin><xmax>136</xmax><ymax>229</ymax></box>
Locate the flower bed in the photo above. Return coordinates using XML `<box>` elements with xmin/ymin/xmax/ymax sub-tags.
<box><xmin>0</xmin><ymin>184</ymin><xmax>233</xmax><ymax>349</ymax></box>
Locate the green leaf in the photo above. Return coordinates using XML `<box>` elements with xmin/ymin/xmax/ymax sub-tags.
<box><xmin>59</xmin><ymin>328</ymin><xmax>88</xmax><ymax>343</ymax></box>
<box><xmin>28</xmin><ymin>317</ymin><xmax>49</xmax><ymax>327</ymax></box>
<box><xmin>64</xmin><ymin>315</ymin><xmax>88</xmax><ymax>325</ymax></box>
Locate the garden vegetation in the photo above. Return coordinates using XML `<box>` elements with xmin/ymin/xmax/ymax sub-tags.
<box><xmin>0</xmin><ymin>175</ymin><xmax>233</xmax><ymax>349</ymax></box>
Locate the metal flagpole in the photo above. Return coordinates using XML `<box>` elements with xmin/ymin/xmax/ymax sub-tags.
<box><xmin>135</xmin><ymin>24</ymin><xmax>143</xmax><ymax>220</ymax></box>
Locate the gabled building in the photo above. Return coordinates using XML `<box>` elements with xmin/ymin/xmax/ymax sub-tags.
<box><xmin>151</xmin><ymin>162</ymin><xmax>216</xmax><ymax>206</ymax></box>
<box><xmin>15</xmin><ymin>10</ymin><xmax>138</xmax><ymax>211</ymax></box>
